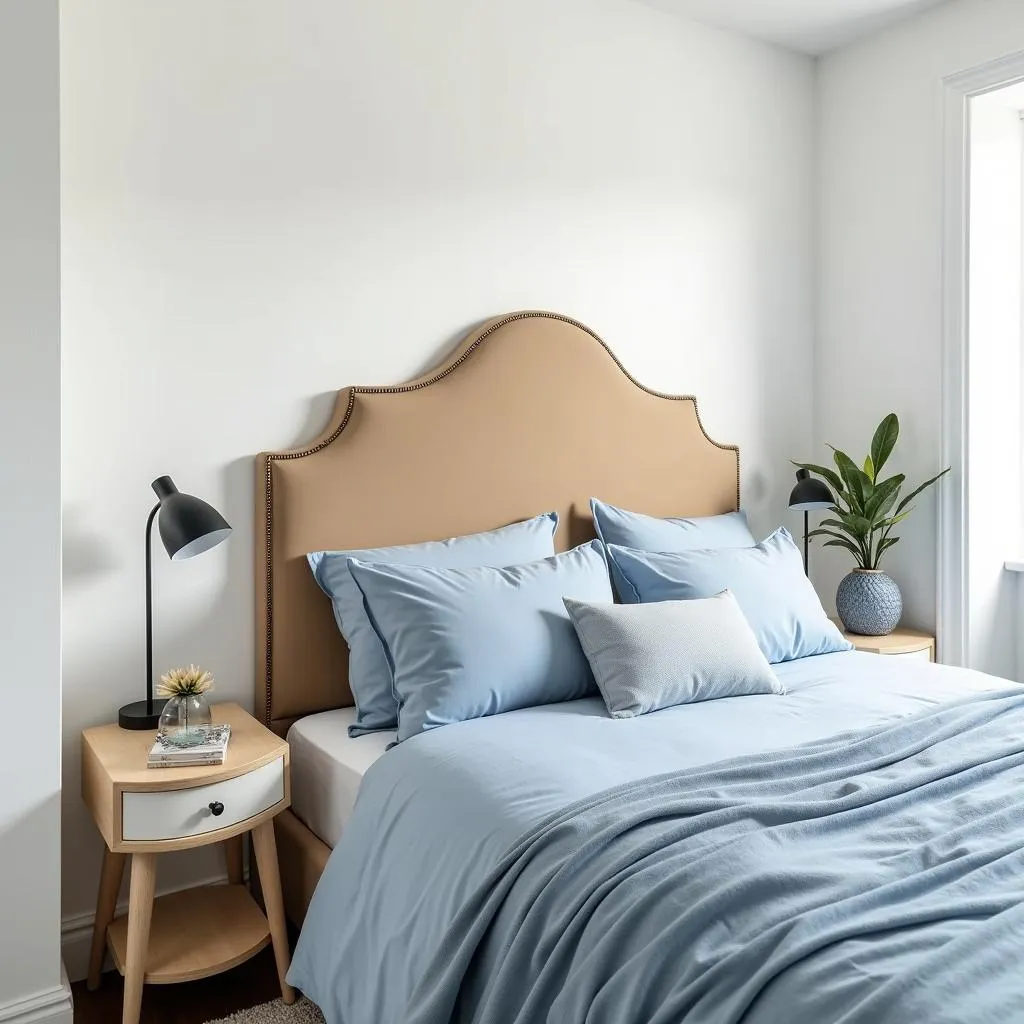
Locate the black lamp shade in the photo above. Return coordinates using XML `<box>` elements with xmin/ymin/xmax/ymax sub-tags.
<box><xmin>788</xmin><ymin>469</ymin><xmax>834</xmax><ymax>511</ymax></box>
<box><xmin>152</xmin><ymin>476</ymin><xmax>232</xmax><ymax>559</ymax></box>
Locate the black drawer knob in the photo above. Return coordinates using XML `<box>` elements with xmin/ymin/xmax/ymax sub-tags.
<box><xmin>209</xmin><ymin>801</ymin><xmax>225</xmax><ymax>817</ymax></box>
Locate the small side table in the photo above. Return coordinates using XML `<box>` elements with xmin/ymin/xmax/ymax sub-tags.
<box><xmin>834</xmin><ymin>622</ymin><xmax>936</xmax><ymax>661</ymax></box>
<box><xmin>81</xmin><ymin>702</ymin><xmax>295</xmax><ymax>1024</ymax></box>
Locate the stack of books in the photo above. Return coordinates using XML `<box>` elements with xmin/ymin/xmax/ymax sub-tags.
<box><xmin>147</xmin><ymin>724</ymin><xmax>232</xmax><ymax>768</ymax></box>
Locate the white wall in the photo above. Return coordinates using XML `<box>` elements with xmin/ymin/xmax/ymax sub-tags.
<box><xmin>0</xmin><ymin>0</ymin><xmax>70</xmax><ymax>1020</ymax></box>
<box><xmin>816</xmin><ymin>0</ymin><xmax>1024</xmax><ymax>633</ymax></box>
<box><xmin>967</xmin><ymin>93</ymin><xmax>1022</xmax><ymax>678</ymax></box>
<box><xmin>59</xmin><ymin>0</ymin><xmax>816</xmax><ymax>966</ymax></box>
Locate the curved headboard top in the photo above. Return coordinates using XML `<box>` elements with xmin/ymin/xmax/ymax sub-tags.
<box><xmin>256</xmin><ymin>310</ymin><xmax>739</xmax><ymax>735</ymax></box>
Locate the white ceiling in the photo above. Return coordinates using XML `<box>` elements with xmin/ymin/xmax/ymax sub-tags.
<box><xmin>639</xmin><ymin>0</ymin><xmax>952</xmax><ymax>55</ymax></box>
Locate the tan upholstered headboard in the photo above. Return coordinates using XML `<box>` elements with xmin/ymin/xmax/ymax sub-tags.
<box><xmin>256</xmin><ymin>311</ymin><xmax>739</xmax><ymax>735</ymax></box>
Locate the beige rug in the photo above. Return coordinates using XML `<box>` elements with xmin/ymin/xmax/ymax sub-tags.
<box><xmin>205</xmin><ymin>997</ymin><xmax>325</xmax><ymax>1023</ymax></box>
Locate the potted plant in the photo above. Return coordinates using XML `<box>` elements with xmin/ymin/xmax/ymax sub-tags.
<box><xmin>794</xmin><ymin>413</ymin><xmax>949</xmax><ymax>636</ymax></box>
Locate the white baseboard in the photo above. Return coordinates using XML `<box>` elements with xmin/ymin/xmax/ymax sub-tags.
<box><xmin>62</xmin><ymin>868</ymin><xmax>247</xmax><ymax>984</ymax></box>
<box><xmin>0</xmin><ymin>967</ymin><xmax>73</xmax><ymax>1024</ymax></box>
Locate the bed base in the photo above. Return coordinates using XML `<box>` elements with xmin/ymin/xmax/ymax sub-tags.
<box><xmin>275</xmin><ymin>808</ymin><xmax>330</xmax><ymax>927</ymax></box>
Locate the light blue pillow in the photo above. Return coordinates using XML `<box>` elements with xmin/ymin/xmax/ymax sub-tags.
<box><xmin>606</xmin><ymin>528</ymin><xmax>851</xmax><ymax>664</ymax></box>
<box><xmin>590</xmin><ymin>498</ymin><xmax>755</xmax><ymax>602</ymax></box>
<box><xmin>308</xmin><ymin>513</ymin><xmax>558</xmax><ymax>736</ymax></box>
<box><xmin>564</xmin><ymin>591</ymin><xmax>784</xmax><ymax>717</ymax></box>
<box><xmin>348</xmin><ymin>541</ymin><xmax>613</xmax><ymax>742</ymax></box>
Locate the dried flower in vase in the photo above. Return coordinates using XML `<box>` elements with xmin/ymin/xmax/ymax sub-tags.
<box><xmin>157</xmin><ymin>666</ymin><xmax>215</xmax><ymax>745</ymax></box>
<box><xmin>158</xmin><ymin>665</ymin><xmax>215</xmax><ymax>699</ymax></box>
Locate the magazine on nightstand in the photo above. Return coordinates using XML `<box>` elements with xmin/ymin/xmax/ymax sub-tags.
<box><xmin>147</xmin><ymin>724</ymin><xmax>231</xmax><ymax>768</ymax></box>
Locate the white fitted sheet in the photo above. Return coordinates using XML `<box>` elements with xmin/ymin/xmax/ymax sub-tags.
<box><xmin>287</xmin><ymin>708</ymin><xmax>396</xmax><ymax>848</ymax></box>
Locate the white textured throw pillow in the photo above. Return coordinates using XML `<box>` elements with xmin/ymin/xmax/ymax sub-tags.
<box><xmin>563</xmin><ymin>590</ymin><xmax>784</xmax><ymax>718</ymax></box>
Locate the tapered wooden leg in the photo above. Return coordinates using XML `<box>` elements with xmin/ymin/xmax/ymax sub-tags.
<box><xmin>224</xmin><ymin>834</ymin><xmax>244</xmax><ymax>885</ymax></box>
<box><xmin>251</xmin><ymin>821</ymin><xmax>295</xmax><ymax>1004</ymax></box>
<box><xmin>121</xmin><ymin>853</ymin><xmax>157</xmax><ymax>1024</ymax></box>
<box><xmin>87</xmin><ymin>847</ymin><xmax>127</xmax><ymax>990</ymax></box>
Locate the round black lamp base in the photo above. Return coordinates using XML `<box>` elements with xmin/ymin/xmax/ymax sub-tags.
<box><xmin>118</xmin><ymin>698</ymin><xmax>168</xmax><ymax>730</ymax></box>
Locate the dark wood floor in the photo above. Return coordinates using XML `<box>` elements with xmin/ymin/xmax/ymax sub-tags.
<box><xmin>72</xmin><ymin>946</ymin><xmax>285</xmax><ymax>1024</ymax></box>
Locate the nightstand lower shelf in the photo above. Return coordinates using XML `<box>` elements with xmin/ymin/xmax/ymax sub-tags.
<box><xmin>107</xmin><ymin>884</ymin><xmax>271</xmax><ymax>985</ymax></box>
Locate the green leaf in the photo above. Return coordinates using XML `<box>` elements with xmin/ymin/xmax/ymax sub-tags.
<box><xmin>831</xmin><ymin>448</ymin><xmax>869</xmax><ymax>511</ymax></box>
<box><xmin>875</xmin><ymin>510</ymin><xmax>912</xmax><ymax>530</ymax></box>
<box><xmin>814</xmin><ymin>530</ymin><xmax>861</xmax><ymax>549</ymax></box>
<box><xmin>862</xmin><ymin>475</ymin><xmax>904</xmax><ymax>523</ymax></box>
<box><xmin>823</xmin><ymin>538</ymin><xmax>867</xmax><ymax>562</ymax></box>
<box><xmin>873</xmin><ymin>535</ymin><xmax>900</xmax><ymax>568</ymax></box>
<box><xmin>806</xmin><ymin>528</ymin><xmax>853</xmax><ymax>542</ymax></box>
<box><xmin>863</xmin><ymin>455</ymin><xmax>875</xmax><ymax>482</ymax></box>
<box><xmin>814</xmin><ymin>516</ymin><xmax>857</xmax><ymax>542</ymax></box>
<box><xmin>870</xmin><ymin>413</ymin><xmax>899</xmax><ymax>477</ymax></box>
<box><xmin>813</xmin><ymin>514</ymin><xmax>872</xmax><ymax>565</ymax></box>
<box><xmin>832</xmin><ymin>491</ymin><xmax>855</xmax><ymax>515</ymax></box>
<box><xmin>836</xmin><ymin>508</ymin><xmax>863</xmax><ymax>524</ymax></box>
<box><xmin>846</xmin><ymin>515</ymin><xmax>873</xmax><ymax>537</ymax></box>
<box><xmin>894</xmin><ymin>468</ymin><xmax>951</xmax><ymax>515</ymax></box>
<box><xmin>791</xmin><ymin>461</ymin><xmax>843</xmax><ymax>495</ymax></box>
<box><xmin>824</xmin><ymin>511</ymin><xmax>853</xmax><ymax>526</ymax></box>
<box><xmin>818</xmin><ymin>517</ymin><xmax>852</xmax><ymax>532</ymax></box>
<box><xmin>808</xmin><ymin>527</ymin><xmax>869</xmax><ymax>555</ymax></box>
<box><xmin>826</xmin><ymin>513</ymin><xmax>871</xmax><ymax>537</ymax></box>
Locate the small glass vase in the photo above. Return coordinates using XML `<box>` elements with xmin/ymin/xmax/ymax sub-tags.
<box><xmin>158</xmin><ymin>693</ymin><xmax>213</xmax><ymax>747</ymax></box>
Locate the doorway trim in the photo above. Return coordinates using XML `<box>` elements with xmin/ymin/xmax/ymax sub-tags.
<box><xmin>940</xmin><ymin>50</ymin><xmax>1024</xmax><ymax>666</ymax></box>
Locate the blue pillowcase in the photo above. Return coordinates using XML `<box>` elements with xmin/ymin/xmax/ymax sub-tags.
<box><xmin>308</xmin><ymin>513</ymin><xmax>558</xmax><ymax>736</ymax></box>
<box><xmin>348</xmin><ymin>541</ymin><xmax>613</xmax><ymax>742</ymax></box>
<box><xmin>606</xmin><ymin>528</ymin><xmax>851</xmax><ymax>664</ymax></box>
<box><xmin>590</xmin><ymin>498</ymin><xmax>755</xmax><ymax>602</ymax></box>
<box><xmin>590</xmin><ymin>498</ymin><xmax>755</xmax><ymax>551</ymax></box>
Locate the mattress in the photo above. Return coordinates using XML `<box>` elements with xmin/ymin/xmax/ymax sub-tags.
<box><xmin>287</xmin><ymin>708</ymin><xmax>396</xmax><ymax>848</ymax></box>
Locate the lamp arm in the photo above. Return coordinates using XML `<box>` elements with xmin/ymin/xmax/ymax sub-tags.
<box><xmin>145</xmin><ymin>502</ymin><xmax>160</xmax><ymax>711</ymax></box>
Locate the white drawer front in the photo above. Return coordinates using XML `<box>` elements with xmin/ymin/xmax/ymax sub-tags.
<box><xmin>889</xmin><ymin>648</ymin><xmax>932</xmax><ymax>662</ymax></box>
<box><xmin>122</xmin><ymin>757</ymin><xmax>285</xmax><ymax>842</ymax></box>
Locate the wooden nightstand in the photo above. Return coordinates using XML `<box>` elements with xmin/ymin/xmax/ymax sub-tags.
<box><xmin>81</xmin><ymin>702</ymin><xmax>295</xmax><ymax>1024</ymax></box>
<box><xmin>834</xmin><ymin>622</ymin><xmax>936</xmax><ymax>661</ymax></box>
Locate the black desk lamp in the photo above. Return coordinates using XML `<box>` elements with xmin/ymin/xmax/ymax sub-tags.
<box><xmin>788</xmin><ymin>469</ymin><xmax>834</xmax><ymax>575</ymax></box>
<box><xmin>118</xmin><ymin>476</ymin><xmax>232</xmax><ymax>730</ymax></box>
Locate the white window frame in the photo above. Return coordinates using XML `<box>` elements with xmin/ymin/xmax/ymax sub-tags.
<box><xmin>940</xmin><ymin>52</ymin><xmax>1024</xmax><ymax>667</ymax></box>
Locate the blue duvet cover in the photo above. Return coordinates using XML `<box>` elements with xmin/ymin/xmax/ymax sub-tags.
<box><xmin>289</xmin><ymin>651</ymin><xmax>1024</xmax><ymax>1023</ymax></box>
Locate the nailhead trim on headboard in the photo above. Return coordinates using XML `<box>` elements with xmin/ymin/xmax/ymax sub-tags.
<box><xmin>259</xmin><ymin>310</ymin><xmax>740</xmax><ymax>727</ymax></box>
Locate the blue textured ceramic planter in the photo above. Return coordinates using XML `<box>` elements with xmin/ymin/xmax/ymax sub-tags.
<box><xmin>836</xmin><ymin>570</ymin><xmax>902</xmax><ymax>636</ymax></box>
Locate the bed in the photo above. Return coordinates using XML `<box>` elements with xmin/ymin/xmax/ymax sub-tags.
<box><xmin>257</xmin><ymin>311</ymin><xmax>1024</xmax><ymax>1023</ymax></box>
